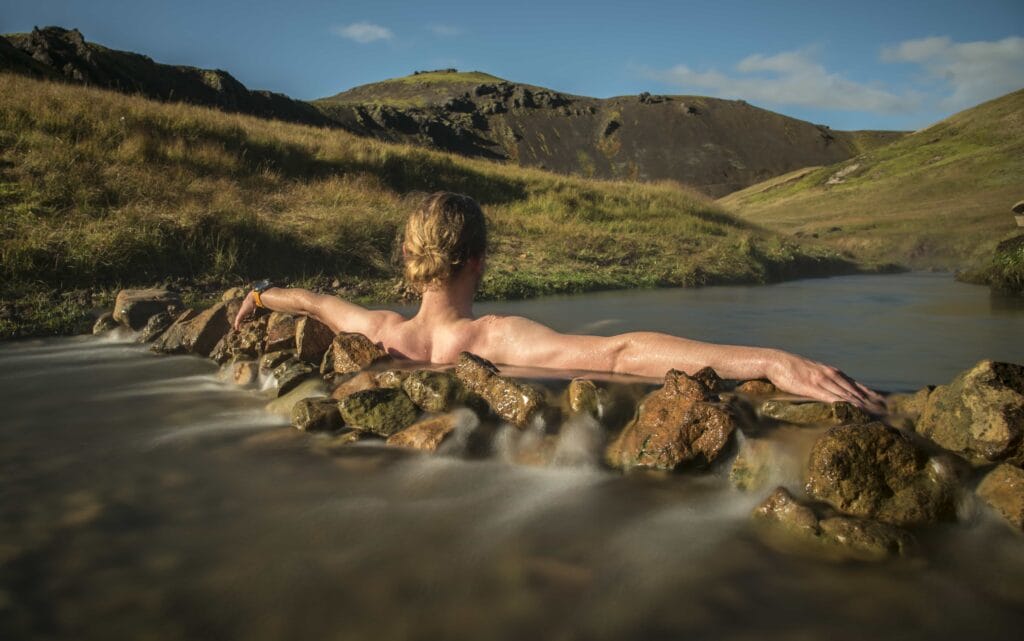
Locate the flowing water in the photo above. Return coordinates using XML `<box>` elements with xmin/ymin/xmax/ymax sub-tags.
<box><xmin>1</xmin><ymin>273</ymin><xmax>1023</xmax><ymax>641</ymax></box>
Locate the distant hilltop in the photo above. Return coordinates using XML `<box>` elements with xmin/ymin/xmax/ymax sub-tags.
<box><xmin>0</xmin><ymin>26</ymin><xmax>905</xmax><ymax>196</ymax></box>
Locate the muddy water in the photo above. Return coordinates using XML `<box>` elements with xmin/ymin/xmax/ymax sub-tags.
<box><xmin>1</xmin><ymin>273</ymin><xmax>1023</xmax><ymax>641</ymax></box>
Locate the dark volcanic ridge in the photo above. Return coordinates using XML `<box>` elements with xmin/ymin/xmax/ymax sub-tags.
<box><xmin>1</xmin><ymin>26</ymin><xmax>905</xmax><ymax>196</ymax></box>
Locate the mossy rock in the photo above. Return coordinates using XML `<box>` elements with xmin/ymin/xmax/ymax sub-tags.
<box><xmin>338</xmin><ymin>388</ymin><xmax>419</xmax><ymax>436</ymax></box>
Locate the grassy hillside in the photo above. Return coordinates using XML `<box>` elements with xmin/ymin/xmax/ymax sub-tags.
<box><xmin>720</xmin><ymin>89</ymin><xmax>1024</xmax><ymax>270</ymax></box>
<box><xmin>317</xmin><ymin>70</ymin><xmax>512</xmax><ymax>107</ymax></box>
<box><xmin>0</xmin><ymin>72</ymin><xmax>867</xmax><ymax>339</ymax></box>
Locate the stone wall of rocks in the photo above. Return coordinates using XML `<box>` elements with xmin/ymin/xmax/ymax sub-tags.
<box><xmin>95</xmin><ymin>288</ymin><xmax>1024</xmax><ymax>561</ymax></box>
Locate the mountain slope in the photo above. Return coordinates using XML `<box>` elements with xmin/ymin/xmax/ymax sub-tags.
<box><xmin>720</xmin><ymin>89</ymin><xmax>1024</xmax><ymax>269</ymax></box>
<box><xmin>317</xmin><ymin>71</ymin><xmax>905</xmax><ymax>197</ymax></box>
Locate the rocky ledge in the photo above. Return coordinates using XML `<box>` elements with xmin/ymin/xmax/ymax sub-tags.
<box><xmin>94</xmin><ymin>288</ymin><xmax>1024</xmax><ymax>561</ymax></box>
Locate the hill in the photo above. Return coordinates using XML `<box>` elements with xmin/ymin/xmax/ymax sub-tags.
<box><xmin>0</xmin><ymin>27</ymin><xmax>905</xmax><ymax>198</ymax></box>
<box><xmin>0</xmin><ymin>72</ymin><xmax>868</xmax><ymax>338</ymax></box>
<box><xmin>0</xmin><ymin>26</ymin><xmax>332</xmax><ymax>127</ymax></box>
<box><xmin>720</xmin><ymin>89</ymin><xmax>1024</xmax><ymax>271</ymax></box>
<box><xmin>317</xmin><ymin>70</ymin><xmax>905</xmax><ymax>197</ymax></box>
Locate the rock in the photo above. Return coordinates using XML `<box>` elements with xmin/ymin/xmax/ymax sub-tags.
<box><xmin>265</xmin><ymin>378</ymin><xmax>326</xmax><ymax>416</ymax></box>
<box><xmin>259</xmin><ymin>350</ymin><xmax>294</xmax><ymax>375</ymax></box>
<box><xmin>976</xmin><ymin>464</ymin><xmax>1024</xmax><ymax>532</ymax></box>
<box><xmin>338</xmin><ymin>388</ymin><xmax>419</xmax><ymax>437</ymax></box>
<box><xmin>805</xmin><ymin>422</ymin><xmax>958</xmax><ymax>526</ymax></box>
<box><xmin>730</xmin><ymin>434</ymin><xmax>784</xmax><ymax>491</ymax></box>
<box><xmin>92</xmin><ymin>312</ymin><xmax>120</xmax><ymax>335</ymax></box>
<box><xmin>151</xmin><ymin>302</ymin><xmax>231</xmax><ymax>357</ymax></box>
<box><xmin>210</xmin><ymin>315</ymin><xmax>268</xmax><ymax>364</ymax></box>
<box><xmin>1014</xmin><ymin>200</ymin><xmax>1024</xmax><ymax>215</ymax></box>
<box><xmin>753</xmin><ymin>487</ymin><xmax>918</xmax><ymax>561</ymax></box>
<box><xmin>265</xmin><ymin>312</ymin><xmax>297</xmax><ymax>352</ymax></box>
<box><xmin>567</xmin><ymin>378</ymin><xmax>602</xmax><ymax>417</ymax></box>
<box><xmin>227</xmin><ymin>359</ymin><xmax>258</xmax><ymax>386</ymax></box>
<box><xmin>374</xmin><ymin>370</ymin><xmax>409</xmax><ymax>388</ymax></box>
<box><xmin>291</xmin><ymin>397</ymin><xmax>344</xmax><ymax>432</ymax></box>
<box><xmin>136</xmin><ymin>311</ymin><xmax>174</xmax><ymax>343</ymax></box>
<box><xmin>331</xmin><ymin>371</ymin><xmax>379</xmax><ymax>400</ymax></box>
<box><xmin>916</xmin><ymin>360</ymin><xmax>1024</xmax><ymax>466</ymax></box>
<box><xmin>759</xmin><ymin>400</ymin><xmax>872</xmax><ymax>426</ymax></box>
<box><xmin>272</xmin><ymin>357</ymin><xmax>315</xmax><ymax>396</ymax></box>
<box><xmin>386</xmin><ymin>410</ymin><xmax>476</xmax><ymax>451</ymax></box>
<box><xmin>113</xmin><ymin>288</ymin><xmax>181</xmax><ymax>330</ymax></box>
<box><xmin>886</xmin><ymin>386</ymin><xmax>934</xmax><ymax>430</ymax></box>
<box><xmin>692</xmin><ymin>367</ymin><xmax>724</xmax><ymax>394</ymax></box>
<box><xmin>295</xmin><ymin>316</ymin><xmax>334</xmax><ymax>365</ymax></box>
<box><xmin>221</xmin><ymin>287</ymin><xmax>246</xmax><ymax>302</ymax></box>
<box><xmin>605</xmin><ymin>369</ymin><xmax>737</xmax><ymax>471</ymax></box>
<box><xmin>332</xmin><ymin>332</ymin><xmax>388</xmax><ymax>374</ymax></box>
<box><xmin>736</xmin><ymin>379</ymin><xmax>777</xmax><ymax>396</ymax></box>
<box><xmin>402</xmin><ymin>370</ymin><xmax>461</xmax><ymax>413</ymax></box>
<box><xmin>454</xmin><ymin>352</ymin><xmax>545</xmax><ymax>427</ymax></box>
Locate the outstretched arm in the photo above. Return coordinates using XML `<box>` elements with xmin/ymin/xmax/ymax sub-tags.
<box><xmin>474</xmin><ymin>316</ymin><xmax>884</xmax><ymax>411</ymax></box>
<box><xmin>232</xmin><ymin>287</ymin><xmax>399</xmax><ymax>338</ymax></box>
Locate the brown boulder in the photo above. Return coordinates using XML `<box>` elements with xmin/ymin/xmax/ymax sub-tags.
<box><xmin>331</xmin><ymin>371</ymin><xmax>380</xmax><ymax>400</ymax></box>
<box><xmin>402</xmin><ymin>370</ymin><xmax>461</xmax><ymax>413</ymax></box>
<box><xmin>454</xmin><ymin>352</ymin><xmax>544</xmax><ymax>427</ymax></box>
<box><xmin>605</xmin><ymin>369</ymin><xmax>737</xmax><ymax>471</ymax></box>
<box><xmin>374</xmin><ymin>370</ymin><xmax>410</xmax><ymax>388</ymax></box>
<box><xmin>113</xmin><ymin>288</ymin><xmax>181</xmax><ymax>330</ymax></box>
<box><xmin>259</xmin><ymin>350</ymin><xmax>294</xmax><ymax>375</ymax></box>
<box><xmin>736</xmin><ymin>379</ymin><xmax>777</xmax><ymax>396</ymax></box>
<box><xmin>567</xmin><ymin>378</ymin><xmax>602</xmax><ymax>418</ymax></box>
<box><xmin>296</xmin><ymin>316</ymin><xmax>335</xmax><ymax>365</ymax></box>
<box><xmin>917</xmin><ymin>360</ymin><xmax>1024</xmax><ymax>466</ymax></box>
<box><xmin>272</xmin><ymin>357</ymin><xmax>315</xmax><ymax>396</ymax></box>
<box><xmin>976</xmin><ymin>464</ymin><xmax>1024</xmax><ymax>532</ymax></box>
<box><xmin>151</xmin><ymin>303</ymin><xmax>231</xmax><ymax>357</ymax></box>
<box><xmin>265</xmin><ymin>312</ymin><xmax>297</xmax><ymax>352</ymax></box>
<box><xmin>753</xmin><ymin>487</ymin><xmax>917</xmax><ymax>561</ymax></box>
<box><xmin>332</xmin><ymin>332</ymin><xmax>389</xmax><ymax>374</ymax></box>
<box><xmin>136</xmin><ymin>311</ymin><xmax>174</xmax><ymax>343</ymax></box>
<box><xmin>210</xmin><ymin>315</ymin><xmax>268</xmax><ymax>364</ymax></box>
<box><xmin>227</xmin><ymin>359</ymin><xmax>258</xmax><ymax>386</ymax></box>
<box><xmin>805</xmin><ymin>422</ymin><xmax>958</xmax><ymax>526</ymax></box>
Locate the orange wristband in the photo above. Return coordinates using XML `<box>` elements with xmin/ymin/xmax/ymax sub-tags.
<box><xmin>252</xmin><ymin>290</ymin><xmax>265</xmax><ymax>308</ymax></box>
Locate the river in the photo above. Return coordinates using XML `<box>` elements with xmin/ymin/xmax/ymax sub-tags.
<box><xmin>1</xmin><ymin>273</ymin><xmax>1022</xmax><ymax>640</ymax></box>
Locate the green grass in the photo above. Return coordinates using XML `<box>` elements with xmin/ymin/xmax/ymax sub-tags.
<box><xmin>719</xmin><ymin>89</ymin><xmax>1024</xmax><ymax>271</ymax></box>
<box><xmin>0</xmin><ymin>72</ymin><xmax>866</xmax><ymax>338</ymax></box>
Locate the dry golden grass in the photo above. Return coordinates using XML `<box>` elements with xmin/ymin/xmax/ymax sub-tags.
<box><xmin>0</xmin><ymin>72</ymin><xmax>859</xmax><ymax>337</ymax></box>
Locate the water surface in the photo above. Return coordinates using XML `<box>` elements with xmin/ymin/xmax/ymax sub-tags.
<box><xmin>1</xmin><ymin>273</ymin><xmax>1022</xmax><ymax>641</ymax></box>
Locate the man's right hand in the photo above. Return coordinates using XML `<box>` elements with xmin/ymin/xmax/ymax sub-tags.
<box><xmin>233</xmin><ymin>292</ymin><xmax>257</xmax><ymax>330</ymax></box>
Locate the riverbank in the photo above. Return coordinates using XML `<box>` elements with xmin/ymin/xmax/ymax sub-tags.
<box><xmin>0</xmin><ymin>72</ymin><xmax>882</xmax><ymax>339</ymax></box>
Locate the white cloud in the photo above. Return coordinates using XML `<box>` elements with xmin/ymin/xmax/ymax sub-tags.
<box><xmin>880</xmin><ymin>36</ymin><xmax>1024</xmax><ymax>109</ymax></box>
<box><xmin>331</xmin><ymin>22</ymin><xmax>394</xmax><ymax>44</ymax></box>
<box><xmin>427</xmin><ymin>24</ymin><xmax>461</xmax><ymax>37</ymax></box>
<box><xmin>644</xmin><ymin>49</ymin><xmax>920</xmax><ymax>113</ymax></box>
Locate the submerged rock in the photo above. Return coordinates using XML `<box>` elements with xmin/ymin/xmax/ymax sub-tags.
<box><xmin>759</xmin><ymin>400</ymin><xmax>871</xmax><ymax>426</ymax></box>
<box><xmin>331</xmin><ymin>371</ymin><xmax>379</xmax><ymax>400</ymax></box>
<box><xmin>338</xmin><ymin>388</ymin><xmax>419</xmax><ymax>436</ymax></box>
<box><xmin>296</xmin><ymin>316</ymin><xmax>334</xmax><ymax>365</ymax></box>
<box><xmin>976</xmin><ymin>464</ymin><xmax>1024</xmax><ymax>532</ymax></box>
<box><xmin>454</xmin><ymin>352</ymin><xmax>545</xmax><ymax>427</ymax></box>
<box><xmin>259</xmin><ymin>350</ymin><xmax>294</xmax><ymax>375</ymax></box>
<box><xmin>113</xmin><ymin>288</ymin><xmax>181</xmax><ymax>330</ymax></box>
<box><xmin>332</xmin><ymin>332</ymin><xmax>389</xmax><ymax>374</ymax></box>
<box><xmin>805</xmin><ymin>422</ymin><xmax>958</xmax><ymax>526</ymax></box>
<box><xmin>265</xmin><ymin>378</ymin><xmax>326</xmax><ymax>416</ymax></box>
<box><xmin>224</xmin><ymin>359</ymin><xmax>258</xmax><ymax>386</ymax></box>
<box><xmin>291</xmin><ymin>397</ymin><xmax>344</xmax><ymax>433</ymax></box>
<box><xmin>917</xmin><ymin>360</ymin><xmax>1024</xmax><ymax>466</ymax></box>
<box><xmin>753</xmin><ymin>487</ymin><xmax>917</xmax><ymax>561</ymax></box>
<box><xmin>92</xmin><ymin>312</ymin><xmax>119</xmax><ymax>335</ymax></box>
<box><xmin>402</xmin><ymin>370</ymin><xmax>461</xmax><ymax>413</ymax></box>
<box><xmin>736</xmin><ymin>379</ymin><xmax>777</xmax><ymax>396</ymax></box>
<box><xmin>729</xmin><ymin>433</ymin><xmax>792</xmax><ymax>491</ymax></box>
<box><xmin>386</xmin><ymin>410</ymin><xmax>476</xmax><ymax>451</ymax></box>
<box><xmin>151</xmin><ymin>303</ymin><xmax>230</xmax><ymax>357</ymax></box>
<box><xmin>605</xmin><ymin>369</ymin><xmax>737</xmax><ymax>471</ymax></box>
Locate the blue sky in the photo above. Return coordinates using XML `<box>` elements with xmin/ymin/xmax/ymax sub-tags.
<box><xmin>4</xmin><ymin>0</ymin><xmax>1023</xmax><ymax>130</ymax></box>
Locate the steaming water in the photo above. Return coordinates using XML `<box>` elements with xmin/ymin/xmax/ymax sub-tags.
<box><xmin>1</xmin><ymin>273</ymin><xmax>1023</xmax><ymax>640</ymax></box>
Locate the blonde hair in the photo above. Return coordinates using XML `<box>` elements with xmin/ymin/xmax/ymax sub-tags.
<box><xmin>402</xmin><ymin>192</ymin><xmax>488</xmax><ymax>291</ymax></box>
